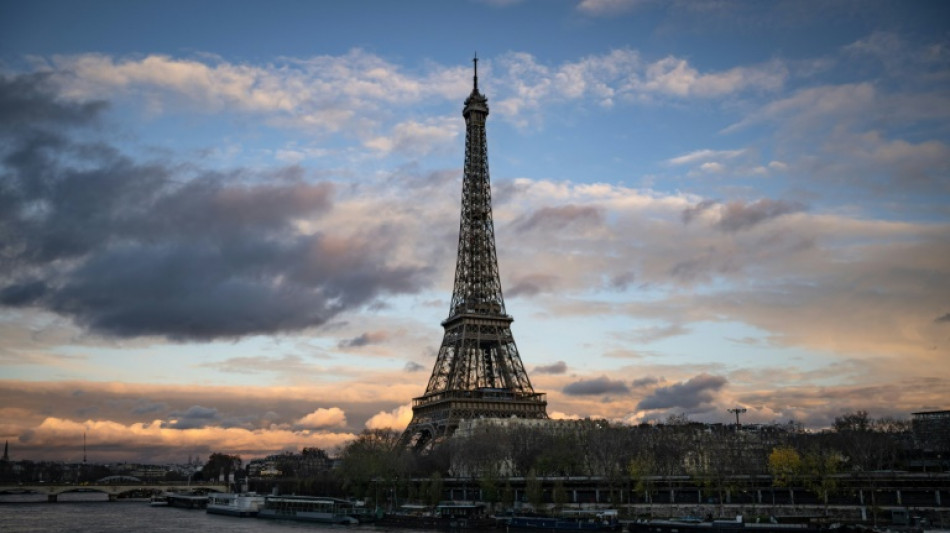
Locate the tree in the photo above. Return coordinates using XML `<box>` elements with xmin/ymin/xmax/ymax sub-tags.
<box><xmin>628</xmin><ymin>455</ymin><xmax>657</xmax><ymax>504</ymax></box>
<box><xmin>833</xmin><ymin>411</ymin><xmax>905</xmax><ymax>472</ymax></box>
<box><xmin>552</xmin><ymin>479</ymin><xmax>568</xmax><ymax>513</ymax></box>
<box><xmin>767</xmin><ymin>445</ymin><xmax>801</xmax><ymax>506</ymax></box>
<box><xmin>525</xmin><ymin>469</ymin><xmax>544</xmax><ymax>511</ymax></box>
<box><xmin>501</xmin><ymin>480</ymin><xmax>515</xmax><ymax>510</ymax></box>
<box><xmin>203</xmin><ymin>452</ymin><xmax>242</xmax><ymax>482</ymax></box>
<box><xmin>534</xmin><ymin>432</ymin><xmax>583</xmax><ymax>476</ymax></box>
<box><xmin>337</xmin><ymin>428</ymin><xmax>411</xmax><ymax>504</ymax></box>
<box><xmin>800</xmin><ymin>449</ymin><xmax>840</xmax><ymax>515</ymax></box>
<box><xmin>480</xmin><ymin>473</ymin><xmax>500</xmax><ymax>511</ymax></box>
<box><xmin>508</xmin><ymin>425</ymin><xmax>548</xmax><ymax>476</ymax></box>
<box><xmin>691</xmin><ymin>429</ymin><xmax>742</xmax><ymax>517</ymax></box>
<box><xmin>427</xmin><ymin>472</ymin><xmax>444</xmax><ymax>506</ymax></box>
<box><xmin>833</xmin><ymin>411</ymin><xmax>909</xmax><ymax>525</ymax></box>
<box><xmin>449</xmin><ymin>424</ymin><xmax>509</xmax><ymax>479</ymax></box>
<box><xmin>579</xmin><ymin>421</ymin><xmax>633</xmax><ymax>504</ymax></box>
<box><xmin>299</xmin><ymin>447</ymin><xmax>331</xmax><ymax>476</ymax></box>
<box><xmin>767</xmin><ymin>446</ymin><xmax>801</xmax><ymax>488</ymax></box>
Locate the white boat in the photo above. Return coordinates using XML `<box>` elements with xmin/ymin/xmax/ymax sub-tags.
<box><xmin>257</xmin><ymin>495</ymin><xmax>373</xmax><ymax>524</ymax></box>
<box><xmin>149</xmin><ymin>494</ymin><xmax>169</xmax><ymax>507</ymax></box>
<box><xmin>206</xmin><ymin>492</ymin><xmax>266</xmax><ymax>517</ymax></box>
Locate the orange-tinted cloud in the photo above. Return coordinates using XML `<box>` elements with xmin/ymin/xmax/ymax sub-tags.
<box><xmin>296</xmin><ymin>407</ymin><xmax>347</xmax><ymax>429</ymax></box>
<box><xmin>365</xmin><ymin>404</ymin><xmax>413</xmax><ymax>430</ymax></box>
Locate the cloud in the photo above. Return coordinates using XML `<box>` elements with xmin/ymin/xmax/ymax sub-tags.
<box><xmin>364</xmin><ymin>117</ymin><xmax>458</xmax><ymax>156</ymax></box>
<box><xmin>338</xmin><ymin>331</ymin><xmax>389</xmax><ymax>349</ymax></box>
<box><xmin>629</xmin><ymin>323</ymin><xmax>689</xmax><ymax>343</ymax></box>
<box><xmin>534</xmin><ymin>361</ymin><xmax>568</xmax><ymax>375</ymax></box>
<box><xmin>0</xmin><ymin>281</ymin><xmax>47</xmax><ymax>306</ymax></box>
<box><xmin>163</xmin><ymin>405</ymin><xmax>219</xmax><ymax>430</ymax></box>
<box><xmin>200</xmin><ymin>355</ymin><xmax>323</xmax><ymax>379</ymax></box>
<box><xmin>295</xmin><ymin>407</ymin><xmax>347</xmax><ymax>429</ymax></box>
<box><xmin>0</xmin><ymin>72</ymin><xmax>108</xmax><ymax>129</ymax></box>
<box><xmin>18</xmin><ymin>416</ymin><xmax>355</xmax><ymax>463</ymax></box>
<box><xmin>27</xmin><ymin>49</ymin><xmax>790</xmax><ymax>139</ymax></box>
<box><xmin>0</xmin><ymin>73</ymin><xmax>431</xmax><ymax>341</ymax></box>
<box><xmin>404</xmin><ymin>361</ymin><xmax>426</xmax><ymax>372</ymax></box>
<box><xmin>637</xmin><ymin>373</ymin><xmax>727</xmax><ymax>410</ymax></box>
<box><xmin>46</xmin><ymin>51</ymin><xmax>467</xmax><ymax>132</ymax></box>
<box><xmin>506</xmin><ymin>273</ymin><xmax>559</xmax><ymax>298</ymax></box>
<box><xmin>513</xmin><ymin>205</ymin><xmax>605</xmax><ymax>233</ymax></box>
<box><xmin>680</xmin><ymin>198</ymin><xmax>805</xmax><ymax>232</ymax></box>
<box><xmin>2</xmin><ymin>39</ymin><xmax>949</xmax><ymax>444</ymax></box>
<box><xmin>667</xmin><ymin>148</ymin><xmax>790</xmax><ymax>178</ymax></box>
<box><xmin>631</xmin><ymin>376</ymin><xmax>660</xmax><ymax>388</ymax></box>
<box><xmin>490</xmin><ymin>49</ymin><xmax>787</xmax><ymax>124</ymax></box>
<box><xmin>681</xmin><ymin>199</ymin><xmax>718</xmax><ymax>224</ymax></box>
<box><xmin>364</xmin><ymin>404</ymin><xmax>412</xmax><ymax>430</ymax></box>
<box><xmin>935</xmin><ymin>313</ymin><xmax>950</xmax><ymax>324</ymax></box>
<box><xmin>668</xmin><ymin>149</ymin><xmax>747</xmax><ymax>167</ymax></box>
<box><xmin>563</xmin><ymin>376</ymin><xmax>630</xmax><ymax>396</ymax></box>
<box><xmin>131</xmin><ymin>401</ymin><xmax>168</xmax><ymax>415</ymax></box>
<box><xmin>724</xmin><ymin>83</ymin><xmax>877</xmax><ymax>134</ymax></box>
<box><xmin>638</xmin><ymin>56</ymin><xmax>787</xmax><ymax>98</ymax></box>
<box><xmin>716</xmin><ymin>199</ymin><xmax>806</xmax><ymax>232</ymax></box>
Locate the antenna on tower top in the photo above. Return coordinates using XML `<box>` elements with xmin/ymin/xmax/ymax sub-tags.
<box><xmin>473</xmin><ymin>52</ymin><xmax>479</xmax><ymax>91</ymax></box>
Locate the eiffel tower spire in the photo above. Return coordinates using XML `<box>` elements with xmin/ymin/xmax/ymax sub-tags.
<box><xmin>401</xmin><ymin>57</ymin><xmax>547</xmax><ymax>449</ymax></box>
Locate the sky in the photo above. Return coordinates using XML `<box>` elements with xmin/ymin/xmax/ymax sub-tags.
<box><xmin>1</xmin><ymin>0</ymin><xmax>948</xmax><ymax>464</ymax></box>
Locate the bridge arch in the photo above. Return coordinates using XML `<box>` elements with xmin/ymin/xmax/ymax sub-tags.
<box><xmin>96</xmin><ymin>475</ymin><xmax>142</xmax><ymax>483</ymax></box>
<box><xmin>0</xmin><ymin>483</ymin><xmax>228</xmax><ymax>502</ymax></box>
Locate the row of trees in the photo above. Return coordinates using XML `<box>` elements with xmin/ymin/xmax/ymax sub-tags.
<box><xmin>190</xmin><ymin>411</ymin><xmax>925</xmax><ymax>511</ymax></box>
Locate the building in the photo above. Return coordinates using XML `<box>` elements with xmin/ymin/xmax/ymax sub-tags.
<box><xmin>400</xmin><ymin>58</ymin><xmax>548</xmax><ymax>450</ymax></box>
<box><xmin>912</xmin><ymin>410</ymin><xmax>950</xmax><ymax>453</ymax></box>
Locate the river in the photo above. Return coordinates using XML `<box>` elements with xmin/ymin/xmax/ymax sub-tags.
<box><xmin>0</xmin><ymin>493</ymin><xmax>392</xmax><ymax>532</ymax></box>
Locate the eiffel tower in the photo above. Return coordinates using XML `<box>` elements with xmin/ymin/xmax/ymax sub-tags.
<box><xmin>401</xmin><ymin>57</ymin><xmax>548</xmax><ymax>449</ymax></box>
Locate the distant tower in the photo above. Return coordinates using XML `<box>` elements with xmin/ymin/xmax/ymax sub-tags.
<box><xmin>401</xmin><ymin>57</ymin><xmax>548</xmax><ymax>449</ymax></box>
<box><xmin>2</xmin><ymin>440</ymin><xmax>8</xmax><ymax>462</ymax></box>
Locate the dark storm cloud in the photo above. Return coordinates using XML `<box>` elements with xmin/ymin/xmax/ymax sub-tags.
<box><xmin>636</xmin><ymin>373</ymin><xmax>727</xmax><ymax>410</ymax></box>
<box><xmin>533</xmin><ymin>361</ymin><xmax>568</xmax><ymax>375</ymax></box>
<box><xmin>935</xmin><ymin>312</ymin><xmax>950</xmax><ymax>323</ymax></box>
<box><xmin>563</xmin><ymin>376</ymin><xmax>630</xmax><ymax>396</ymax></box>
<box><xmin>0</xmin><ymin>280</ymin><xmax>48</xmax><ymax>305</ymax></box>
<box><xmin>0</xmin><ymin>72</ymin><xmax>107</xmax><ymax>130</ymax></box>
<box><xmin>0</xmin><ymin>73</ymin><xmax>430</xmax><ymax>340</ymax></box>
<box><xmin>512</xmin><ymin>204</ymin><xmax>604</xmax><ymax>233</ymax></box>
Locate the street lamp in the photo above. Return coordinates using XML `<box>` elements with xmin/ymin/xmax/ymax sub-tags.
<box><xmin>728</xmin><ymin>407</ymin><xmax>747</xmax><ymax>428</ymax></box>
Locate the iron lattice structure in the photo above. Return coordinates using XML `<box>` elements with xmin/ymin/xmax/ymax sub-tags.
<box><xmin>401</xmin><ymin>59</ymin><xmax>548</xmax><ymax>449</ymax></box>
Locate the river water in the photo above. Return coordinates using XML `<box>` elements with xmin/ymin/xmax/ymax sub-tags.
<box><xmin>0</xmin><ymin>493</ymin><xmax>392</xmax><ymax>532</ymax></box>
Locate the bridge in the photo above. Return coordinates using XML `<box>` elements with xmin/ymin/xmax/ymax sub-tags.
<box><xmin>0</xmin><ymin>481</ymin><xmax>229</xmax><ymax>502</ymax></box>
